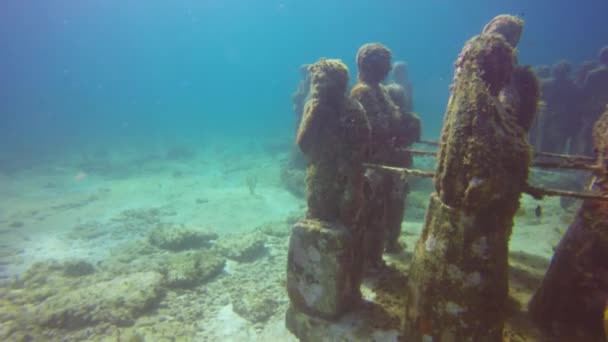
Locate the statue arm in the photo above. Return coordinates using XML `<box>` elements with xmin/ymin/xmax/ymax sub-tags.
<box><xmin>394</xmin><ymin>112</ymin><xmax>421</xmax><ymax>146</ymax></box>
<box><xmin>296</xmin><ymin>99</ymin><xmax>321</xmax><ymax>155</ymax></box>
<box><xmin>348</xmin><ymin>101</ymin><xmax>372</xmax><ymax>146</ymax></box>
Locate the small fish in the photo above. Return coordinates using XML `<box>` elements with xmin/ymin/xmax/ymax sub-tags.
<box><xmin>74</xmin><ymin>171</ymin><xmax>87</xmax><ymax>182</ymax></box>
<box><xmin>535</xmin><ymin>205</ymin><xmax>542</xmax><ymax>218</ymax></box>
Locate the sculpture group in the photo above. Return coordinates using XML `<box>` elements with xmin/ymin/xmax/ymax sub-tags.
<box><xmin>285</xmin><ymin>14</ymin><xmax>608</xmax><ymax>342</ymax></box>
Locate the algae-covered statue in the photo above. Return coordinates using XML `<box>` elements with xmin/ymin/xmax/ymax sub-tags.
<box><xmin>296</xmin><ymin>59</ymin><xmax>371</xmax><ymax>225</ymax></box>
<box><xmin>386</xmin><ymin>61</ymin><xmax>415</xmax><ymax>114</ymax></box>
<box><xmin>578</xmin><ymin>47</ymin><xmax>608</xmax><ymax>155</ymax></box>
<box><xmin>529</xmin><ymin>45</ymin><xmax>608</xmax><ymax>157</ymax></box>
<box><xmin>528</xmin><ymin>60</ymin><xmax>582</xmax><ymax>154</ymax></box>
<box><xmin>385</xmin><ymin>61</ymin><xmax>422</xmax><ymax>154</ymax></box>
<box><xmin>286</xmin><ymin>58</ymin><xmax>371</xmax><ymax>323</ymax></box>
<box><xmin>351</xmin><ymin>43</ymin><xmax>419</xmax><ymax>266</ymax></box>
<box><xmin>403</xmin><ymin>15</ymin><xmax>539</xmax><ymax>341</ymax></box>
<box><xmin>528</xmin><ymin>105</ymin><xmax>608</xmax><ymax>341</ymax></box>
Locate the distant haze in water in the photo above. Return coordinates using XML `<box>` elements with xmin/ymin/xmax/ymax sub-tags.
<box><xmin>1</xmin><ymin>0</ymin><xmax>607</xmax><ymax>152</ymax></box>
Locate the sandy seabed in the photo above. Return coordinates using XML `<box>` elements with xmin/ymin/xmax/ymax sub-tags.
<box><xmin>0</xmin><ymin>140</ymin><xmax>576</xmax><ymax>341</ymax></box>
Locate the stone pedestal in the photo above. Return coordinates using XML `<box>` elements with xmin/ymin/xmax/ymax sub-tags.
<box><xmin>403</xmin><ymin>193</ymin><xmax>508</xmax><ymax>342</ymax></box>
<box><xmin>285</xmin><ymin>304</ymin><xmax>400</xmax><ymax>342</ymax></box>
<box><xmin>286</xmin><ymin>219</ymin><xmax>361</xmax><ymax>321</ymax></box>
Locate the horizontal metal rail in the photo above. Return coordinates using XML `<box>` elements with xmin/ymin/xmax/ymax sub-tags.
<box><xmin>363</xmin><ymin>162</ymin><xmax>608</xmax><ymax>202</ymax></box>
<box><xmin>416</xmin><ymin>140</ymin><xmax>440</xmax><ymax>147</ymax></box>
<box><xmin>402</xmin><ymin>148</ymin><xmax>600</xmax><ymax>172</ymax></box>
<box><xmin>414</xmin><ymin>141</ymin><xmax>596</xmax><ymax>162</ymax></box>
<box><xmin>363</xmin><ymin>163</ymin><xmax>434</xmax><ymax>178</ymax></box>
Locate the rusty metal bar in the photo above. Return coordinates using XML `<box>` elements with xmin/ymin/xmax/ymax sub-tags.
<box><xmin>404</xmin><ymin>149</ymin><xmax>437</xmax><ymax>157</ymax></box>
<box><xmin>413</xmin><ymin>142</ymin><xmax>597</xmax><ymax>163</ymax></box>
<box><xmin>416</xmin><ymin>140</ymin><xmax>440</xmax><ymax>147</ymax></box>
<box><xmin>402</xmin><ymin>148</ymin><xmax>600</xmax><ymax>172</ymax></box>
<box><xmin>363</xmin><ymin>163</ymin><xmax>608</xmax><ymax>202</ymax></box>
<box><xmin>534</xmin><ymin>151</ymin><xmax>596</xmax><ymax>162</ymax></box>
<box><xmin>363</xmin><ymin>163</ymin><xmax>435</xmax><ymax>178</ymax></box>
<box><xmin>531</xmin><ymin>160</ymin><xmax>602</xmax><ymax>172</ymax></box>
<box><xmin>524</xmin><ymin>183</ymin><xmax>608</xmax><ymax>202</ymax></box>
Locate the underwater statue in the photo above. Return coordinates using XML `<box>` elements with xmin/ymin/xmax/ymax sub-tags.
<box><xmin>286</xmin><ymin>58</ymin><xmax>371</xmax><ymax>322</ymax></box>
<box><xmin>529</xmin><ymin>46</ymin><xmax>608</xmax><ymax>156</ymax></box>
<box><xmin>578</xmin><ymin>47</ymin><xmax>608</xmax><ymax>155</ymax></box>
<box><xmin>528</xmin><ymin>61</ymin><xmax>582</xmax><ymax>154</ymax></box>
<box><xmin>528</xmin><ymin>105</ymin><xmax>608</xmax><ymax>341</ymax></box>
<box><xmin>600</xmin><ymin>46</ymin><xmax>608</xmax><ymax>66</ymax></box>
<box><xmin>386</xmin><ymin>61</ymin><xmax>414</xmax><ymax>113</ymax></box>
<box><xmin>403</xmin><ymin>15</ymin><xmax>539</xmax><ymax>342</ymax></box>
<box><xmin>351</xmin><ymin>43</ymin><xmax>418</xmax><ymax>266</ymax></box>
<box><xmin>385</xmin><ymin>61</ymin><xmax>421</xmax><ymax>145</ymax></box>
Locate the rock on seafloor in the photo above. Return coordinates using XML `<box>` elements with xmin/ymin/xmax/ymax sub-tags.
<box><xmin>148</xmin><ymin>224</ymin><xmax>218</xmax><ymax>251</ymax></box>
<box><xmin>217</xmin><ymin>231</ymin><xmax>268</xmax><ymax>262</ymax></box>
<box><xmin>34</xmin><ymin>271</ymin><xmax>164</xmax><ymax>329</ymax></box>
<box><xmin>162</xmin><ymin>250</ymin><xmax>226</xmax><ymax>289</ymax></box>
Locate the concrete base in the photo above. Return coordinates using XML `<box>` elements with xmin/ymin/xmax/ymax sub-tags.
<box><xmin>286</xmin><ymin>219</ymin><xmax>361</xmax><ymax>320</ymax></box>
<box><xmin>285</xmin><ymin>304</ymin><xmax>400</xmax><ymax>342</ymax></box>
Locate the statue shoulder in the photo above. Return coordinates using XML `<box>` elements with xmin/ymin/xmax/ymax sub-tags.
<box><xmin>350</xmin><ymin>82</ymin><xmax>372</xmax><ymax>98</ymax></box>
<box><xmin>344</xmin><ymin>97</ymin><xmax>365</xmax><ymax>114</ymax></box>
<box><xmin>304</xmin><ymin>97</ymin><xmax>321</xmax><ymax>110</ymax></box>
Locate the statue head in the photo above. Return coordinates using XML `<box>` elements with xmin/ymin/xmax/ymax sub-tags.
<box><xmin>356</xmin><ymin>43</ymin><xmax>392</xmax><ymax>84</ymax></box>
<box><xmin>392</xmin><ymin>61</ymin><xmax>409</xmax><ymax>85</ymax></box>
<box><xmin>482</xmin><ymin>15</ymin><xmax>524</xmax><ymax>48</ymax></box>
<box><xmin>308</xmin><ymin>58</ymin><xmax>349</xmax><ymax>99</ymax></box>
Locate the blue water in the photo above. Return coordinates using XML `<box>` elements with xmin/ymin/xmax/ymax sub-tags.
<box><xmin>1</xmin><ymin>1</ymin><xmax>608</xmax><ymax>341</ymax></box>
<box><xmin>1</xmin><ymin>0</ymin><xmax>607</xmax><ymax>155</ymax></box>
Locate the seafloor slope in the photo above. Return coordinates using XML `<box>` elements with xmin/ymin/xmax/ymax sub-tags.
<box><xmin>0</xmin><ymin>141</ymin><xmax>580</xmax><ymax>341</ymax></box>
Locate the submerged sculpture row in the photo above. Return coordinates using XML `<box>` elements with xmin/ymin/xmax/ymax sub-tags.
<box><xmin>284</xmin><ymin>14</ymin><xmax>608</xmax><ymax>342</ymax></box>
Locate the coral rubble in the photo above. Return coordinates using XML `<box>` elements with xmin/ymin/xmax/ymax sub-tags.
<box><xmin>161</xmin><ymin>250</ymin><xmax>225</xmax><ymax>289</ymax></box>
<box><xmin>36</xmin><ymin>272</ymin><xmax>164</xmax><ymax>329</ymax></box>
<box><xmin>147</xmin><ymin>224</ymin><xmax>217</xmax><ymax>251</ymax></box>
<box><xmin>216</xmin><ymin>231</ymin><xmax>267</xmax><ymax>262</ymax></box>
